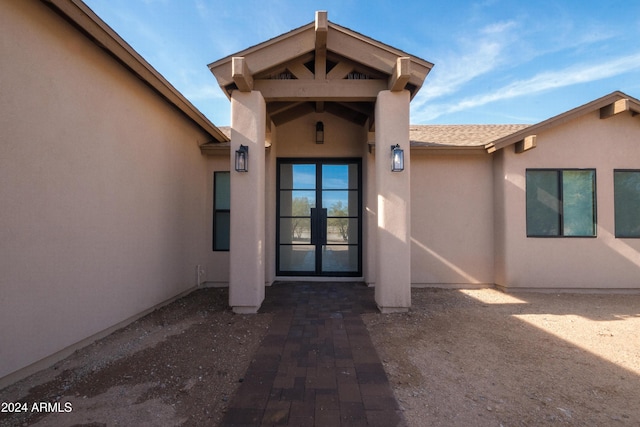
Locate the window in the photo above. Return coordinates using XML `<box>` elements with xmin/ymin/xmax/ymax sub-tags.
<box><xmin>526</xmin><ymin>169</ymin><xmax>596</xmax><ymax>237</ymax></box>
<box><xmin>213</xmin><ymin>172</ymin><xmax>230</xmax><ymax>250</ymax></box>
<box><xmin>614</xmin><ymin>170</ymin><xmax>640</xmax><ymax>238</ymax></box>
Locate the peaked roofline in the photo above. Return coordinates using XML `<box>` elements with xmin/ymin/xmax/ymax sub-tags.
<box><xmin>488</xmin><ymin>91</ymin><xmax>640</xmax><ymax>153</ymax></box>
<box><xmin>208</xmin><ymin>12</ymin><xmax>433</xmax><ymax>101</ymax></box>
<box><xmin>207</xmin><ymin>21</ymin><xmax>433</xmax><ymax>72</ymax></box>
<box><xmin>42</xmin><ymin>0</ymin><xmax>229</xmax><ymax>143</ymax></box>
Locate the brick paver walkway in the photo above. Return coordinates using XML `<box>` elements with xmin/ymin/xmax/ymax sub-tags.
<box><xmin>220</xmin><ymin>281</ymin><xmax>405</xmax><ymax>426</ymax></box>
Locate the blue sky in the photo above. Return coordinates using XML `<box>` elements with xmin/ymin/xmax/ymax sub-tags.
<box><xmin>83</xmin><ymin>0</ymin><xmax>640</xmax><ymax>126</ymax></box>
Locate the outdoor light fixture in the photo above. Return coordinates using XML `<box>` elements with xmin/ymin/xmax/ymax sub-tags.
<box><xmin>315</xmin><ymin>121</ymin><xmax>324</xmax><ymax>144</ymax></box>
<box><xmin>235</xmin><ymin>145</ymin><xmax>249</xmax><ymax>172</ymax></box>
<box><xmin>391</xmin><ymin>144</ymin><xmax>404</xmax><ymax>172</ymax></box>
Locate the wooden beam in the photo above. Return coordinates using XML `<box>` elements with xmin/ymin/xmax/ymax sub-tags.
<box><xmin>485</xmin><ymin>143</ymin><xmax>496</xmax><ymax>154</ymax></box>
<box><xmin>254</xmin><ymin>79</ymin><xmax>386</xmax><ymax>101</ymax></box>
<box><xmin>389</xmin><ymin>57</ymin><xmax>411</xmax><ymax>91</ymax></box>
<box><xmin>315</xmin><ymin>11</ymin><xmax>328</xmax><ymax>80</ymax></box>
<box><xmin>324</xmin><ymin>103</ymin><xmax>369</xmax><ymax>125</ymax></box>
<box><xmin>336</xmin><ymin>102</ymin><xmax>374</xmax><ymax>116</ymax></box>
<box><xmin>209</xmin><ymin>26</ymin><xmax>315</xmax><ymax>87</ymax></box>
<box><xmin>271</xmin><ymin>102</ymin><xmax>316</xmax><ymax>126</ymax></box>
<box><xmin>326</xmin><ymin>61</ymin><xmax>354</xmax><ymax>80</ymax></box>
<box><xmin>514</xmin><ymin>135</ymin><xmax>537</xmax><ymax>153</ymax></box>
<box><xmin>267</xmin><ymin>101</ymin><xmax>304</xmax><ymax>116</ymax></box>
<box><xmin>600</xmin><ymin>99</ymin><xmax>629</xmax><ymax>119</ymax></box>
<box><xmin>232</xmin><ymin>57</ymin><xmax>253</xmax><ymax>92</ymax></box>
<box><xmin>287</xmin><ymin>61</ymin><xmax>315</xmax><ymax>80</ymax></box>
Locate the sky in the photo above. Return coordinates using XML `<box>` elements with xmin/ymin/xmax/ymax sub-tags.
<box><xmin>83</xmin><ymin>0</ymin><xmax>640</xmax><ymax>126</ymax></box>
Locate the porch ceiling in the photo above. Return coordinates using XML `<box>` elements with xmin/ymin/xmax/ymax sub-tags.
<box><xmin>208</xmin><ymin>11</ymin><xmax>432</xmax><ymax>128</ymax></box>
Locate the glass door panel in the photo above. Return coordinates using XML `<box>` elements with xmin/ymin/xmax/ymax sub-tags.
<box><xmin>277</xmin><ymin>159</ymin><xmax>361</xmax><ymax>276</ymax></box>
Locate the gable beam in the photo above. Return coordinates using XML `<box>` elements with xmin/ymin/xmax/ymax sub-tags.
<box><xmin>514</xmin><ymin>135</ymin><xmax>537</xmax><ymax>153</ymax></box>
<box><xmin>315</xmin><ymin>11</ymin><xmax>328</xmax><ymax>80</ymax></box>
<box><xmin>254</xmin><ymin>79</ymin><xmax>386</xmax><ymax>102</ymax></box>
<box><xmin>271</xmin><ymin>102</ymin><xmax>315</xmax><ymax>126</ymax></box>
<box><xmin>232</xmin><ymin>57</ymin><xmax>253</xmax><ymax>92</ymax></box>
<box><xmin>288</xmin><ymin>61</ymin><xmax>315</xmax><ymax>80</ymax></box>
<box><xmin>327</xmin><ymin>61</ymin><xmax>354</xmax><ymax>80</ymax></box>
<box><xmin>600</xmin><ymin>99</ymin><xmax>629</xmax><ymax>119</ymax></box>
<box><xmin>388</xmin><ymin>57</ymin><xmax>411</xmax><ymax>91</ymax></box>
<box><xmin>315</xmin><ymin>11</ymin><xmax>328</xmax><ymax>113</ymax></box>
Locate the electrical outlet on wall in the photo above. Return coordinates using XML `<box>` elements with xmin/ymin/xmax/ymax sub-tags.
<box><xmin>196</xmin><ymin>265</ymin><xmax>206</xmax><ymax>286</ymax></box>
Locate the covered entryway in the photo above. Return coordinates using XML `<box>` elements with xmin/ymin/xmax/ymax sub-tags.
<box><xmin>206</xmin><ymin>11</ymin><xmax>432</xmax><ymax>313</ymax></box>
<box><xmin>277</xmin><ymin>159</ymin><xmax>361</xmax><ymax>276</ymax></box>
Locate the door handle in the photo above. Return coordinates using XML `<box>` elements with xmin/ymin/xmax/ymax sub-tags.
<box><xmin>320</xmin><ymin>208</ymin><xmax>327</xmax><ymax>245</ymax></box>
<box><xmin>310</xmin><ymin>208</ymin><xmax>317</xmax><ymax>245</ymax></box>
<box><xmin>310</xmin><ymin>208</ymin><xmax>327</xmax><ymax>246</ymax></box>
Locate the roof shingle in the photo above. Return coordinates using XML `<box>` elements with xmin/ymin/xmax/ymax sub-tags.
<box><xmin>410</xmin><ymin>124</ymin><xmax>531</xmax><ymax>148</ymax></box>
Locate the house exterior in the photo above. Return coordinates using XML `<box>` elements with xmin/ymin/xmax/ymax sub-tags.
<box><xmin>0</xmin><ymin>0</ymin><xmax>228</xmax><ymax>387</ymax></box>
<box><xmin>2</xmin><ymin>0</ymin><xmax>640</xmax><ymax>387</ymax></box>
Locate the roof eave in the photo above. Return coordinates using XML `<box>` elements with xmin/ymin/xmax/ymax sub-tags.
<box><xmin>208</xmin><ymin>15</ymin><xmax>433</xmax><ymax>100</ymax></box>
<box><xmin>490</xmin><ymin>91</ymin><xmax>639</xmax><ymax>153</ymax></box>
<box><xmin>42</xmin><ymin>0</ymin><xmax>229</xmax><ymax>142</ymax></box>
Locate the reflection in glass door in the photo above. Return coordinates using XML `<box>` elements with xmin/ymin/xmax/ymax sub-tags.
<box><xmin>277</xmin><ymin>159</ymin><xmax>361</xmax><ymax>276</ymax></box>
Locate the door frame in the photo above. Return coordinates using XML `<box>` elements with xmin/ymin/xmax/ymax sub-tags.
<box><xmin>275</xmin><ymin>157</ymin><xmax>363</xmax><ymax>277</ymax></box>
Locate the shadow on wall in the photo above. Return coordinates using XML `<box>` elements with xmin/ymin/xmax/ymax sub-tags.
<box><xmin>504</xmin><ymin>171</ymin><xmax>640</xmax><ymax>279</ymax></box>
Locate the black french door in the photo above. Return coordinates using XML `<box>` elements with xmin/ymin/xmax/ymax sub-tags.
<box><xmin>276</xmin><ymin>159</ymin><xmax>361</xmax><ymax>276</ymax></box>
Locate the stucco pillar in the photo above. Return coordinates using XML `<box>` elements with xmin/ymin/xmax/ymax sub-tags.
<box><xmin>374</xmin><ymin>90</ymin><xmax>411</xmax><ymax>312</ymax></box>
<box><xmin>229</xmin><ymin>90</ymin><xmax>266</xmax><ymax>314</ymax></box>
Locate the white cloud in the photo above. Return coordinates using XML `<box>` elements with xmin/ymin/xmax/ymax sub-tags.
<box><xmin>481</xmin><ymin>20</ymin><xmax>517</xmax><ymax>35</ymax></box>
<box><xmin>412</xmin><ymin>20</ymin><xmax>519</xmax><ymax>108</ymax></box>
<box><xmin>414</xmin><ymin>51</ymin><xmax>640</xmax><ymax>122</ymax></box>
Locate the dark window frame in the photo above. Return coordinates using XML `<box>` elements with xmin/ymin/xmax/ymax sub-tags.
<box><xmin>275</xmin><ymin>158</ymin><xmax>363</xmax><ymax>277</ymax></box>
<box><xmin>526</xmin><ymin>168</ymin><xmax>597</xmax><ymax>238</ymax></box>
<box><xmin>213</xmin><ymin>171</ymin><xmax>230</xmax><ymax>251</ymax></box>
<box><xmin>614</xmin><ymin>169</ymin><xmax>640</xmax><ymax>238</ymax></box>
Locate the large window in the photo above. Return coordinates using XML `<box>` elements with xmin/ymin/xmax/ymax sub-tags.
<box><xmin>614</xmin><ymin>170</ymin><xmax>640</xmax><ymax>238</ymax></box>
<box><xmin>213</xmin><ymin>172</ymin><xmax>230</xmax><ymax>251</ymax></box>
<box><xmin>526</xmin><ymin>169</ymin><xmax>596</xmax><ymax>237</ymax></box>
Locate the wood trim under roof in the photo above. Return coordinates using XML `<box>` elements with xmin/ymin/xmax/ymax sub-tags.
<box><xmin>487</xmin><ymin>91</ymin><xmax>640</xmax><ymax>153</ymax></box>
<box><xmin>207</xmin><ymin>11</ymin><xmax>433</xmax><ymax>104</ymax></box>
<box><xmin>41</xmin><ymin>0</ymin><xmax>229</xmax><ymax>143</ymax></box>
<box><xmin>208</xmin><ymin>12</ymin><xmax>433</xmax><ymax>130</ymax></box>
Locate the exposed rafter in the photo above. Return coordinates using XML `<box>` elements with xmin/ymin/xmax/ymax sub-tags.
<box><xmin>388</xmin><ymin>57</ymin><xmax>411</xmax><ymax>91</ymax></box>
<box><xmin>232</xmin><ymin>57</ymin><xmax>253</xmax><ymax>92</ymax></box>
<box><xmin>514</xmin><ymin>135</ymin><xmax>537</xmax><ymax>153</ymax></box>
<box><xmin>288</xmin><ymin>61</ymin><xmax>314</xmax><ymax>80</ymax></box>
<box><xmin>270</xmin><ymin>103</ymin><xmax>315</xmax><ymax>126</ymax></box>
<box><xmin>326</xmin><ymin>61</ymin><xmax>353</xmax><ymax>80</ymax></box>
<box><xmin>600</xmin><ymin>98</ymin><xmax>630</xmax><ymax>119</ymax></box>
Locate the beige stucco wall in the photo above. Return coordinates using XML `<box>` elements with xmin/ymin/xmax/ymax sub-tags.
<box><xmin>204</xmin><ymin>112</ymin><xmax>369</xmax><ymax>288</ymax></box>
<box><xmin>494</xmin><ymin>111</ymin><xmax>640</xmax><ymax>290</ymax></box>
<box><xmin>274</xmin><ymin>113</ymin><xmax>367</xmax><ymax>159</ymax></box>
<box><xmin>0</xmin><ymin>1</ymin><xmax>215</xmax><ymax>384</ymax></box>
<box><xmin>411</xmin><ymin>151</ymin><xmax>495</xmax><ymax>286</ymax></box>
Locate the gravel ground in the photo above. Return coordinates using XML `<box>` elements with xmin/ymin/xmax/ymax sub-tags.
<box><xmin>363</xmin><ymin>288</ymin><xmax>640</xmax><ymax>426</ymax></box>
<box><xmin>1</xmin><ymin>286</ymin><xmax>639</xmax><ymax>426</ymax></box>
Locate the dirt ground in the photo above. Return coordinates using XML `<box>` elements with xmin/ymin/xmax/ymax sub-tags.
<box><xmin>1</xmin><ymin>286</ymin><xmax>639</xmax><ymax>426</ymax></box>
<box><xmin>363</xmin><ymin>288</ymin><xmax>640</xmax><ymax>426</ymax></box>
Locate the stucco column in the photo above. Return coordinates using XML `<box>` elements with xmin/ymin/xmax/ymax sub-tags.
<box><xmin>374</xmin><ymin>90</ymin><xmax>411</xmax><ymax>312</ymax></box>
<box><xmin>229</xmin><ymin>90</ymin><xmax>266</xmax><ymax>314</ymax></box>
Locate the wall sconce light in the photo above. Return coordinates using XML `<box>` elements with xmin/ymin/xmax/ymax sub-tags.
<box><xmin>391</xmin><ymin>144</ymin><xmax>404</xmax><ymax>172</ymax></box>
<box><xmin>315</xmin><ymin>121</ymin><xmax>324</xmax><ymax>144</ymax></box>
<box><xmin>235</xmin><ymin>144</ymin><xmax>249</xmax><ymax>172</ymax></box>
